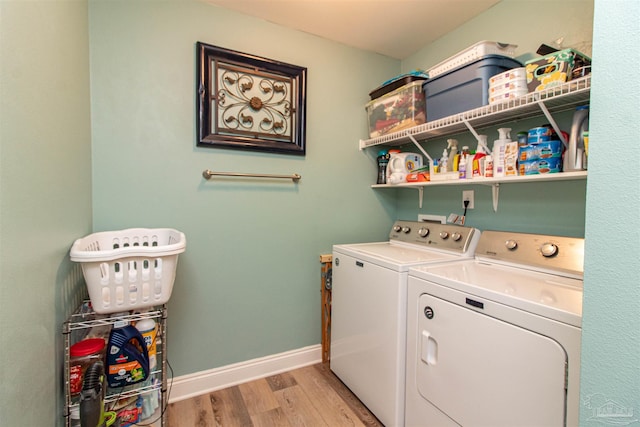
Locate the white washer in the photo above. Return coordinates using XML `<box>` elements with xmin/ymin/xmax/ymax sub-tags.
<box><xmin>331</xmin><ymin>220</ymin><xmax>480</xmax><ymax>427</ymax></box>
<box><xmin>406</xmin><ymin>230</ymin><xmax>584</xmax><ymax>427</ymax></box>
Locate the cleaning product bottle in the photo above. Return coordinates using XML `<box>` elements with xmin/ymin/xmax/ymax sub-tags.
<box><xmin>440</xmin><ymin>149</ymin><xmax>449</xmax><ymax>173</ymax></box>
<box><xmin>564</xmin><ymin>105</ymin><xmax>589</xmax><ymax>171</ymax></box>
<box><xmin>135</xmin><ymin>317</ymin><xmax>157</xmax><ymax>370</ymax></box>
<box><xmin>106</xmin><ymin>325</ymin><xmax>150</xmax><ymax>388</ymax></box>
<box><xmin>472</xmin><ymin>135</ymin><xmax>488</xmax><ymax>178</ymax></box>
<box><xmin>376</xmin><ymin>150</ymin><xmax>389</xmax><ymax>184</ymax></box>
<box><xmin>493</xmin><ymin>128</ymin><xmax>511</xmax><ymax>177</ymax></box>
<box><xmin>458</xmin><ymin>145</ymin><xmax>473</xmax><ymax>179</ymax></box>
<box><xmin>458</xmin><ymin>146</ymin><xmax>469</xmax><ymax>179</ymax></box>
<box><xmin>484</xmin><ymin>155</ymin><xmax>494</xmax><ymax>177</ymax></box>
<box><xmin>447</xmin><ymin>139</ymin><xmax>458</xmax><ymax>171</ymax></box>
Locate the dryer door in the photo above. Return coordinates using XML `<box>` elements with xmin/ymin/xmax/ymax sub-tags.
<box><xmin>416</xmin><ymin>293</ymin><xmax>567</xmax><ymax>427</ymax></box>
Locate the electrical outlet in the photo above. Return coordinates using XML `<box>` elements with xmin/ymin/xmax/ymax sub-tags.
<box><xmin>462</xmin><ymin>190</ymin><xmax>474</xmax><ymax>209</ymax></box>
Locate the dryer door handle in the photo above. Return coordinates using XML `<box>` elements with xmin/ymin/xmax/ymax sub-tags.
<box><xmin>421</xmin><ymin>330</ymin><xmax>438</xmax><ymax>365</ymax></box>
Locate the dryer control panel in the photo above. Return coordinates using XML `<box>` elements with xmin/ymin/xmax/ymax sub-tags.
<box><xmin>475</xmin><ymin>230</ymin><xmax>584</xmax><ymax>277</ymax></box>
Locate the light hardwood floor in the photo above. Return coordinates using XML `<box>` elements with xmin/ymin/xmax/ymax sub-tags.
<box><xmin>166</xmin><ymin>363</ymin><xmax>383</xmax><ymax>427</ymax></box>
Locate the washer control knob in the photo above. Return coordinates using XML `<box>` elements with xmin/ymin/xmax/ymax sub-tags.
<box><xmin>505</xmin><ymin>239</ymin><xmax>518</xmax><ymax>250</ymax></box>
<box><xmin>402</xmin><ymin>226</ymin><xmax>411</xmax><ymax>234</ymax></box>
<box><xmin>541</xmin><ymin>243</ymin><xmax>558</xmax><ymax>257</ymax></box>
<box><xmin>393</xmin><ymin>225</ymin><xmax>402</xmax><ymax>232</ymax></box>
<box><xmin>418</xmin><ymin>227</ymin><xmax>430</xmax><ymax>238</ymax></box>
<box><xmin>451</xmin><ymin>232</ymin><xmax>462</xmax><ymax>241</ymax></box>
<box><xmin>439</xmin><ymin>231</ymin><xmax>449</xmax><ymax>240</ymax></box>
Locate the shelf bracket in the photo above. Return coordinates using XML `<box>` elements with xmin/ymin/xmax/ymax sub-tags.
<box><xmin>491</xmin><ymin>183</ymin><xmax>500</xmax><ymax>212</ymax></box>
<box><xmin>407</xmin><ymin>133</ymin><xmax>432</xmax><ymax>164</ymax></box>
<box><xmin>462</xmin><ymin>118</ymin><xmax>491</xmax><ymax>153</ymax></box>
<box><xmin>536</xmin><ymin>100</ymin><xmax>568</xmax><ymax>147</ymax></box>
<box><xmin>406</xmin><ymin>134</ymin><xmax>427</xmax><ymax>208</ymax></box>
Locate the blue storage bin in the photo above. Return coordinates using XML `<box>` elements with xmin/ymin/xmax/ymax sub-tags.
<box><xmin>423</xmin><ymin>55</ymin><xmax>522</xmax><ymax>122</ymax></box>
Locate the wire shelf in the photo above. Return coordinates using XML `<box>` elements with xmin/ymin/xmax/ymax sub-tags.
<box><xmin>360</xmin><ymin>75</ymin><xmax>591</xmax><ymax>149</ymax></box>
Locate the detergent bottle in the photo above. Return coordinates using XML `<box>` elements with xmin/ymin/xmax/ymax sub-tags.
<box><xmin>493</xmin><ymin>128</ymin><xmax>511</xmax><ymax>177</ymax></box>
<box><xmin>106</xmin><ymin>324</ymin><xmax>150</xmax><ymax>388</ymax></box>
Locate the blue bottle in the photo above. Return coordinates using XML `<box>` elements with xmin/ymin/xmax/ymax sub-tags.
<box><xmin>106</xmin><ymin>325</ymin><xmax>150</xmax><ymax>388</ymax></box>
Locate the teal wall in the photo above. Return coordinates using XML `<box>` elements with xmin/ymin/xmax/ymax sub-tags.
<box><xmin>580</xmin><ymin>0</ymin><xmax>640</xmax><ymax>422</ymax></box>
<box><xmin>2</xmin><ymin>0</ymin><xmax>638</xmax><ymax>426</ymax></box>
<box><xmin>87</xmin><ymin>0</ymin><xmax>399</xmax><ymax>375</ymax></box>
<box><xmin>0</xmin><ymin>1</ymin><xmax>92</xmax><ymax>425</ymax></box>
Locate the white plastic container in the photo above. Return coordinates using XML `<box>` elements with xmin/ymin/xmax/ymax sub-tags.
<box><xmin>70</xmin><ymin>228</ymin><xmax>186</xmax><ymax>314</ymax></box>
<box><xmin>135</xmin><ymin>318</ymin><xmax>157</xmax><ymax>369</ymax></box>
<box><xmin>427</xmin><ymin>41</ymin><xmax>518</xmax><ymax>78</ymax></box>
<box><xmin>488</xmin><ymin>67</ymin><xmax>526</xmax><ymax>86</ymax></box>
<box><xmin>489</xmin><ymin>79</ymin><xmax>528</xmax><ymax>96</ymax></box>
<box><xmin>489</xmin><ymin>89</ymin><xmax>528</xmax><ymax>105</ymax></box>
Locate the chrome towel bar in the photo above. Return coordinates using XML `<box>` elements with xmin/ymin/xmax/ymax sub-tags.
<box><xmin>202</xmin><ymin>169</ymin><xmax>301</xmax><ymax>182</ymax></box>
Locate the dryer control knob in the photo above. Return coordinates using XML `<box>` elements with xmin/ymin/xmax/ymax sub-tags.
<box><xmin>505</xmin><ymin>239</ymin><xmax>518</xmax><ymax>250</ymax></box>
<box><xmin>402</xmin><ymin>226</ymin><xmax>411</xmax><ymax>234</ymax></box>
<box><xmin>393</xmin><ymin>225</ymin><xmax>402</xmax><ymax>232</ymax></box>
<box><xmin>418</xmin><ymin>227</ymin><xmax>430</xmax><ymax>237</ymax></box>
<box><xmin>541</xmin><ymin>243</ymin><xmax>558</xmax><ymax>257</ymax></box>
<box><xmin>439</xmin><ymin>231</ymin><xmax>449</xmax><ymax>240</ymax></box>
<box><xmin>451</xmin><ymin>232</ymin><xmax>462</xmax><ymax>241</ymax></box>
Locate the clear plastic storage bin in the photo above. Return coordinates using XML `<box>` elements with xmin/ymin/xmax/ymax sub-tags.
<box><xmin>70</xmin><ymin>228</ymin><xmax>186</xmax><ymax>314</ymax></box>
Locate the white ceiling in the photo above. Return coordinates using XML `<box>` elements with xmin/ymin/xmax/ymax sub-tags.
<box><xmin>205</xmin><ymin>0</ymin><xmax>501</xmax><ymax>59</ymax></box>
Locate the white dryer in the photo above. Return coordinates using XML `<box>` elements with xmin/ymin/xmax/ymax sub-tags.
<box><xmin>331</xmin><ymin>220</ymin><xmax>480</xmax><ymax>427</ymax></box>
<box><xmin>405</xmin><ymin>230</ymin><xmax>584</xmax><ymax>427</ymax></box>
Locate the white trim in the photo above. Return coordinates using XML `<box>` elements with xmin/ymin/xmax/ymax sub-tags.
<box><xmin>167</xmin><ymin>344</ymin><xmax>322</xmax><ymax>403</ymax></box>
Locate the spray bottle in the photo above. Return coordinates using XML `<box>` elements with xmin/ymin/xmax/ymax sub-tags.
<box><xmin>472</xmin><ymin>135</ymin><xmax>488</xmax><ymax>178</ymax></box>
<box><xmin>493</xmin><ymin>128</ymin><xmax>511</xmax><ymax>177</ymax></box>
<box><xmin>440</xmin><ymin>149</ymin><xmax>449</xmax><ymax>173</ymax></box>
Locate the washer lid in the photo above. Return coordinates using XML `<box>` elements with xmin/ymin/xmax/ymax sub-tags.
<box><xmin>409</xmin><ymin>259</ymin><xmax>583</xmax><ymax>327</ymax></box>
<box><xmin>333</xmin><ymin>241</ymin><xmax>466</xmax><ymax>272</ymax></box>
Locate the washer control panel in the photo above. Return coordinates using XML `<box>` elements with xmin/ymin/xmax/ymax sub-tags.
<box><xmin>388</xmin><ymin>220</ymin><xmax>479</xmax><ymax>254</ymax></box>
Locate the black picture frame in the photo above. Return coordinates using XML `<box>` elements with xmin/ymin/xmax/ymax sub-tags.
<box><xmin>196</xmin><ymin>42</ymin><xmax>307</xmax><ymax>155</ymax></box>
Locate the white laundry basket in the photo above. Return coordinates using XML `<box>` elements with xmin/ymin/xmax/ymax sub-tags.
<box><xmin>70</xmin><ymin>228</ymin><xmax>186</xmax><ymax>314</ymax></box>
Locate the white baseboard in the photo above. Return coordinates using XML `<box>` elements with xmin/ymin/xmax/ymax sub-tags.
<box><xmin>167</xmin><ymin>344</ymin><xmax>322</xmax><ymax>403</ymax></box>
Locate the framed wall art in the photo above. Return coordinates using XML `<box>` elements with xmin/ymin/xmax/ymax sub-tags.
<box><xmin>196</xmin><ymin>42</ymin><xmax>307</xmax><ymax>155</ymax></box>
